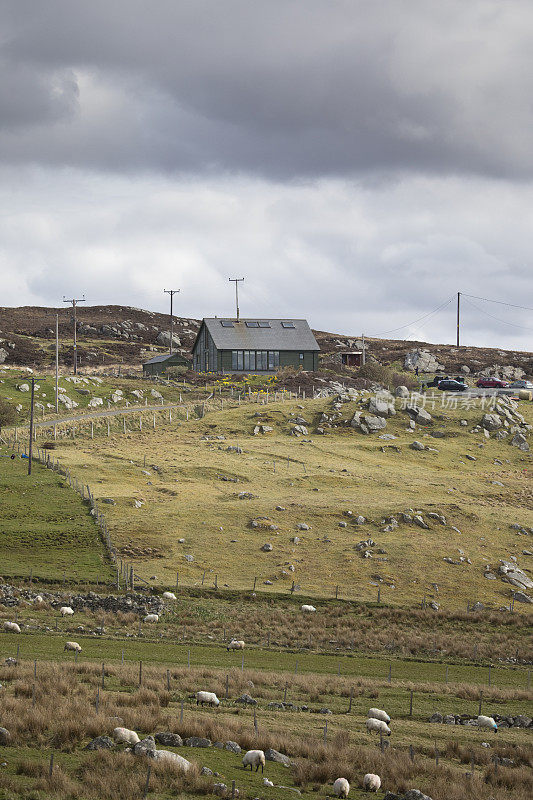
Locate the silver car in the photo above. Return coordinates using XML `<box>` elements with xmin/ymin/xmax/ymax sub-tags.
<box><xmin>509</xmin><ymin>380</ymin><xmax>533</xmax><ymax>389</ymax></box>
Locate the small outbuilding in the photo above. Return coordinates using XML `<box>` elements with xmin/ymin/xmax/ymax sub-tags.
<box><xmin>142</xmin><ymin>352</ymin><xmax>189</xmax><ymax>377</ymax></box>
<box><xmin>341</xmin><ymin>351</ymin><xmax>363</xmax><ymax>367</ymax></box>
<box><xmin>192</xmin><ymin>318</ymin><xmax>320</xmax><ymax>374</ymax></box>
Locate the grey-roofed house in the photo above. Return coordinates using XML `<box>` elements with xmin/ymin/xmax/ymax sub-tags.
<box><xmin>142</xmin><ymin>351</ymin><xmax>189</xmax><ymax>376</ymax></box>
<box><xmin>192</xmin><ymin>318</ymin><xmax>320</xmax><ymax>374</ymax></box>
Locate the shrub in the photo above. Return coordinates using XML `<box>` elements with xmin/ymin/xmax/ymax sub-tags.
<box><xmin>0</xmin><ymin>398</ymin><xmax>17</xmax><ymax>429</ymax></box>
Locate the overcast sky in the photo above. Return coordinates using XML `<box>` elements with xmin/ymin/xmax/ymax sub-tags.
<box><xmin>1</xmin><ymin>1</ymin><xmax>532</xmax><ymax>350</ymax></box>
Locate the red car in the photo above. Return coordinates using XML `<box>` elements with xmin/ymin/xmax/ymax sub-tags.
<box><xmin>476</xmin><ymin>377</ymin><xmax>509</xmax><ymax>388</ymax></box>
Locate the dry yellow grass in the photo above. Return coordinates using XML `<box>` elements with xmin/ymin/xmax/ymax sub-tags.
<box><xmin>38</xmin><ymin>393</ymin><xmax>533</xmax><ymax>609</ymax></box>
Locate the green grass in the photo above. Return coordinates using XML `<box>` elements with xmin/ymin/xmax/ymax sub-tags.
<box><xmin>2</xmin><ymin>631</ymin><xmax>530</xmax><ymax>690</ymax></box>
<box><xmin>0</xmin><ymin>456</ymin><xmax>113</xmax><ymax>582</ymax></box>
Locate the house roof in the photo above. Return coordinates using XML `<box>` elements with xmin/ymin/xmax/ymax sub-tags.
<box><xmin>143</xmin><ymin>352</ymin><xmax>186</xmax><ymax>366</ymax></box>
<box><xmin>194</xmin><ymin>318</ymin><xmax>320</xmax><ymax>352</ymax></box>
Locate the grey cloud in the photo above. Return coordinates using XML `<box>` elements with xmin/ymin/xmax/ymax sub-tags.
<box><xmin>1</xmin><ymin>1</ymin><xmax>533</xmax><ymax>178</ymax></box>
<box><xmin>0</xmin><ymin>166</ymin><xmax>531</xmax><ymax>351</ymax></box>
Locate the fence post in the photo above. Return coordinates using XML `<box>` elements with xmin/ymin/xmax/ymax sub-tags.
<box><xmin>139</xmin><ymin>660</ymin><xmax>142</xmax><ymax>687</ymax></box>
<box><xmin>478</xmin><ymin>690</ymin><xmax>483</xmax><ymax>715</ymax></box>
<box><xmin>348</xmin><ymin>686</ymin><xmax>354</xmax><ymax>713</ymax></box>
<box><xmin>49</xmin><ymin>752</ymin><xmax>54</xmax><ymax>777</ymax></box>
<box><xmin>409</xmin><ymin>690</ymin><xmax>414</xmax><ymax>716</ymax></box>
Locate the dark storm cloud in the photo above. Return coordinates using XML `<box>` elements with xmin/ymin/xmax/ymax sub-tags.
<box><xmin>1</xmin><ymin>0</ymin><xmax>533</xmax><ymax>179</ymax></box>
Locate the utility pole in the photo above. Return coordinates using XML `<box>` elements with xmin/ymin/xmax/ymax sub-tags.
<box><xmin>55</xmin><ymin>314</ymin><xmax>59</xmax><ymax>413</ymax></box>
<box><xmin>62</xmin><ymin>296</ymin><xmax>85</xmax><ymax>374</ymax></box>
<box><xmin>456</xmin><ymin>291</ymin><xmax>461</xmax><ymax>348</ymax></box>
<box><xmin>163</xmin><ymin>289</ymin><xmax>180</xmax><ymax>354</ymax></box>
<box><xmin>229</xmin><ymin>277</ymin><xmax>244</xmax><ymax>321</ymax></box>
<box><xmin>28</xmin><ymin>378</ymin><xmax>36</xmax><ymax>475</ymax></box>
<box><xmin>361</xmin><ymin>333</ymin><xmax>366</xmax><ymax>365</ymax></box>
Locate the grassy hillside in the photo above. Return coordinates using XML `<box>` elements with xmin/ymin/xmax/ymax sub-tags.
<box><xmin>24</xmin><ymin>390</ymin><xmax>533</xmax><ymax>609</ymax></box>
<box><xmin>0</xmin><ymin>455</ymin><xmax>113</xmax><ymax>582</ymax></box>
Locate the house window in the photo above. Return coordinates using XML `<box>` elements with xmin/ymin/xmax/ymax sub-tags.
<box><xmin>244</xmin><ymin>351</ymin><xmax>256</xmax><ymax>370</ymax></box>
<box><xmin>299</xmin><ymin>353</ymin><xmax>304</xmax><ymax>360</ymax></box>
<box><xmin>268</xmin><ymin>351</ymin><xmax>279</xmax><ymax>370</ymax></box>
<box><xmin>257</xmin><ymin>351</ymin><xmax>268</xmax><ymax>370</ymax></box>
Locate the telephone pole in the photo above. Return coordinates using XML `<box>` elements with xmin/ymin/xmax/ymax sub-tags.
<box><xmin>456</xmin><ymin>292</ymin><xmax>461</xmax><ymax>348</ymax></box>
<box><xmin>62</xmin><ymin>296</ymin><xmax>85</xmax><ymax>374</ymax></box>
<box><xmin>229</xmin><ymin>277</ymin><xmax>244</xmax><ymax>321</ymax></box>
<box><xmin>55</xmin><ymin>314</ymin><xmax>59</xmax><ymax>413</ymax></box>
<box><xmin>163</xmin><ymin>289</ymin><xmax>180</xmax><ymax>354</ymax></box>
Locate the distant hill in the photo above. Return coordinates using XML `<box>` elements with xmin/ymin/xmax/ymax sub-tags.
<box><xmin>0</xmin><ymin>304</ymin><xmax>531</xmax><ymax>377</ymax></box>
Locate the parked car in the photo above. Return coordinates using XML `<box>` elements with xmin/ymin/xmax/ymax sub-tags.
<box><xmin>437</xmin><ymin>379</ymin><xmax>468</xmax><ymax>392</ymax></box>
<box><xmin>476</xmin><ymin>378</ymin><xmax>509</xmax><ymax>388</ymax></box>
<box><xmin>424</xmin><ymin>375</ymin><xmax>449</xmax><ymax>388</ymax></box>
<box><xmin>508</xmin><ymin>380</ymin><xmax>533</xmax><ymax>389</ymax></box>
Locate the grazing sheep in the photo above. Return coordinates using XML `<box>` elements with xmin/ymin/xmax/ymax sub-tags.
<box><xmin>333</xmin><ymin>778</ymin><xmax>350</xmax><ymax>797</ymax></box>
<box><xmin>196</xmin><ymin>691</ymin><xmax>220</xmax><ymax>707</ymax></box>
<box><xmin>477</xmin><ymin>715</ymin><xmax>498</xmax><ymax>733</ymax></box>
<box><xmin>227</xmin><ymin>639</ymin><xmax>245</xmax><ymax>651</ymax></box>
<box><xmin>34</xmin><ymin>595</ymin><xmax>43</xmax><ymax>603</ymax></box>
<box><xmin>242</xmin><ymin>749</ymin><xmax>266</xmax><ymax>773</ymax></box>
<box><xmin>162</xmin><ymin>592</ymin><xmax>176</xmax><ymax>600</ymax></box>
<box><xmin>363</xmin><ymin>774</ymin><xmax>381</xmax><ymax>792</ymax></box>
<box><xmin>60</xmin><ymin>606</ymin><xmax>74</xmax><ymax>616</ymax></box>
<box><xmin>301</xmin><ymin>604</ymin><xmax>316</xmax><ymax>612</ymax></box>
<box><xmin>113</xmin><ymin>727</ymin><xmax>140</xmax><ymax>745</ymax></box>
<box><xmin>64</xmin><ymin>641</ymin><xmax>82</xmax><ymax>653</ymax></box>
<box><xmin>3</xmin><ymin>621</ymin><xmax>21</xmax><ymax>634</ymax></box>
<box><xmin>368</xmin><ymin>708</ymin><xmax>390</xmax><ymax>724</ymax></box>
<box><xmin>143</xmin><ymin>614</ymin><xmax>159</xmax><ymax>623</ymax></box>
<box><xmin>152</xmin><ymin>750</ymin><xmax>191</xmax><ymax>770</ymax></box>
<box><xmin>365</xmin><ymin>718</ymin><xmax>391</xmax><ymax>736</ymax></box>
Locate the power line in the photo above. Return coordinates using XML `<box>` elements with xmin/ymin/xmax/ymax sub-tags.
<box><xmin>371</xmin><ymin>296</ymin><xmax>455</xmax><ymax>337</ymax></box>
<box><xmin>461</xmin><ymin>293</ymin><xmax>533</xmax><ymax>313</ymax></box>
<box><xmin>462</xmin><ymin>296</ymin><xmax>533</xmax><ymax>333</ymax></box>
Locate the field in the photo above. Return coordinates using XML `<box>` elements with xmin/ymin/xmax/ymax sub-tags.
<box><xmin>0</xmin><ymin>379</ymin><xmax>531</xmax><ymax>800</ymax></box>
<box><xmin>0</xmin><ymin>456</ymin><xmax>113</xmax><ymax>582</ymax></box>
<box><xmin>16</xmin><ymin>386</ymin><xmax>532</xmax><ymax>610</ymax></box>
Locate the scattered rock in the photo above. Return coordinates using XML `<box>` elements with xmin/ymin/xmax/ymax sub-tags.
<box><xmin>184</xmin><ymin>737</ymin><xmax>211</xmax><ymax>748</ymax></box>
<box><xmin>155</xmin><ymin>732</ymin><xmax>183</xmax><ymax>747</ymax></box>
<box><xmin>86</xmin><ymin>735</ymin><xmax>115</xmax><ymax>751</ymax></box>
<box><xmin>265</xmin><ymin>748</ymin><xmax>291</xmax><ymax>766</ymax></box>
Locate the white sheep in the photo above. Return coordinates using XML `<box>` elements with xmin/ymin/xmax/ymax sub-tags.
<box><xmin>263</xmin><ymin>778</ymin><xmax>274</xmax><ymax>787</ymax></box>
<box><xmin>113</xmin><ymin>727</ymin><xmax>140</xmax><ymax>745</ymax></box>
<box><xmin>60</xmin><ymin>606</ymin><xmax>74</xmax><ymax>616</ymax></box>
<box><xmin>368</xmin><ymin>708</ymin><xmax>390</xmax><ymax>724</ymax></box>
<box><xmin>365</xmin><ymin>718</ymin><xmax>391</xmax><ymax>736</ymax></box>
<box><xmin>477</xmin><ymin>715</ymin><xmax>498</xmax><ymax>733</ymax></box>
<box><xmin>152</xmin><ymin>750</ymin><xmax>191</xmax><ymax>771</ymax></box>
<box><xmin>162</xmin><ymin>592</ymin><xmax>177</xmax><ymax>600</ymax></box>
<box><xmin>333</xmin><ymin>777</ymin><xmax>350</xmax><ymax>797</ymax></box>
<box><xmin>34</xmin><ymin>595</ymin><xmax>43</xmax><ymax>603</ymax></box>
<box><xmin>242</xmin><ymin>749</ymin><xmax>265</xmax><ymax>773</ymax></box>
<box><xmin>143</xmin><ymin>614</ymin><xmax>159</xmax><ymax>623</ymax></box>
<box><xmin>227</xmin><ymin>639</ymin><xmax>245</xmax><ymax>651</ymax></box>
<box><xmin>363</xmin><ymin>774</ymin><xmax>381</xmax><ymax>792</ymax></box>
<box><xmin>3</xmin><ymin>621</ymin><xmax>21</xmax><ymax>633</ymax></box>
<box><xmin>63</xmin><ymin>641</ymin><xmax>82</xmax><ymax>653</ymax></box>
<box><xmin>196</xmin><ymin>691</ymin><xmax>220</xmax><ymax>707</ymax></box>
<box><xmin>301</xmin><ymin>604</ymin><xmax>316</xmax><ymax>612</ymax></box>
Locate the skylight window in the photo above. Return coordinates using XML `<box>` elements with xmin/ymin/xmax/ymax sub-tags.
<box><xmin>281</xmin><ymin>321</ymin><xmax>295</xmax><ymax>328</ymax></box>
<box><xmin>245</xmin><ymin>321</ymin><xmax>259</xmax><ymax>327</ymax></box>
<box><xmin>220</xmin><ymin>320</ymin><xmax>234</xmax><ymax>327</ymax></box>
<box><xmin>258</xmin><ymin>321</ymin><xmax>271</xmax><ymax>328</ymax></box>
